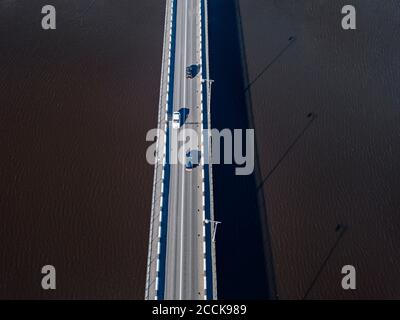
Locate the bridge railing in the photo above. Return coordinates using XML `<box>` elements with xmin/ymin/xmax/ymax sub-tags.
<box><xmin>145</xmin><ymin>0</ymin><xmax>177</xmax><ymax>300</ymax></box>
<box><xmin>200</xmin><ymin>0</ymin><xmax>217</xmax><ymax>300</ymax></box>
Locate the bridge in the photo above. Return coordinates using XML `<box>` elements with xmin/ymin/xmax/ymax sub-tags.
<box><xmin>145</xmin><ymin>0</ymin><xmax>217</xmax><ymax>300</ymax></box>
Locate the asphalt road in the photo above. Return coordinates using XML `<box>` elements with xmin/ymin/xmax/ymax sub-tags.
<box><xmin>164</xmin><ymin>0</ymin><xmax>205</xmax><ymax>300</ymax></box>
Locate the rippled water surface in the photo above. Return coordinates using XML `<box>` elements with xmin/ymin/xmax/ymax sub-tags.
<box><xmin>0</xmin><ymin>0</ymin><xmax>164</xmax><ymax>298</ymax></box>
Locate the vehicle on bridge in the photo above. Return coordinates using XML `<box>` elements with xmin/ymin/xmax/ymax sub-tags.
<box><xmin>172</xmin><ymin>111</ymin><xmax>181</xmax><ymax>129</ymax></box>
<box><xmin>186</xmin><ymin>65</ymin><xmax>198</xmax><ymax>79</ymax></box>
<box><xmin>185</xmin><ymin>149</ymin><xmax>201</xmax><ymax>172</ymax></box>
<box><xmin>185</xmin><ymin>150</ymin><xmax>194</xmax><ymax>172</ymax></box>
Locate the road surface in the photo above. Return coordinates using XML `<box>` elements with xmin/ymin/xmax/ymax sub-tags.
<box><xmin>164</xmin><ymin>0</ymin><xmax>206</xmax><ymax>300</ymax></box>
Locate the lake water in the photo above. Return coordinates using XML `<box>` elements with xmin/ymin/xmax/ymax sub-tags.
<box><xmin>210</xmin><ymin>0</ymin><xmax>400</xmax><ymax>299</ymax></box>
<box><xmin>0</xmin><ymin>0</ymin><xmax>164</xmax><ymax>298</ymax></box>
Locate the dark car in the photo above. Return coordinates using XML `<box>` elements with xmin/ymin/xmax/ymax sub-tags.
<box><xmin>186</xmin><ymin>65</ymin><xmax>196</xmax><ymax>79</ymax></box>
<box><xmin>185</xmin><ymin>150</ymin><xmax>194</xmax><ymax>171</ymax></box>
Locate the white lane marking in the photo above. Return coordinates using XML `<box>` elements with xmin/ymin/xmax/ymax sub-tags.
<box><xmin>179</xmin><ymin>0</ymin><xmax>189</xmax><ymax>300</ymax></box>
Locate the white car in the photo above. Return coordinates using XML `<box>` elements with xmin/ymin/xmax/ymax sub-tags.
<box><xmin>172</xmin><ymin>111</ymin><xmax>180</xmax><ymax>129</ymax></box>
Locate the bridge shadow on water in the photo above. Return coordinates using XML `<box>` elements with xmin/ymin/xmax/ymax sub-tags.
<box><xmin>208</xmin><ymin>0</ymin><xmax>277</xmax><ymax>299</ymax></box>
